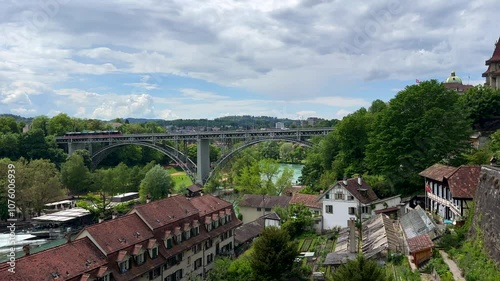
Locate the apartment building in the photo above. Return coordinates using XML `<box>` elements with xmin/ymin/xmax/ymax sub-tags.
<box><xmin>0</xmin><ymin>194</ymin><xmax>241</xmax><ymax>281</ymax></box>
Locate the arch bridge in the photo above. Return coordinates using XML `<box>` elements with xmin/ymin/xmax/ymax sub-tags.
<box><xmin>55</xmin><ymin>128</ymin><xmax>333</xmax><ymax>185</ymax></box>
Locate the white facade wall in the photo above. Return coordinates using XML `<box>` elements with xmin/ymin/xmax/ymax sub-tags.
<box><xmin>322</xmin><ymin>200</ymin><xmax>359</xmax><ymax>229</ymax></box>
<box><xmin>239</xmin><ymin>206</ymin><xmax>273</xmax><ymax>224</ymax></box>
<box><xmin>371</xmin><ymin>196</ymin><xmax>401</xmax><ymax>214</ymax></box>
<box><xmin>265</xmin><ymin>219</ymin><xmax>281</xmax><ymax>228</ymax></box>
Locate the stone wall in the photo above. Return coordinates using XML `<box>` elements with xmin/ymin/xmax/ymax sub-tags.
<box><xmin>470</xmin><ymin>165</ymin><xmax>500</xmax><ymax>263</ymax></box>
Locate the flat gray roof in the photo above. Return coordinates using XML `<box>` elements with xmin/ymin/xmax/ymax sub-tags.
<box><xmin>32</xmin><ymin>207</ymin><xmax>91</xmax><ymax>222</ymax></box>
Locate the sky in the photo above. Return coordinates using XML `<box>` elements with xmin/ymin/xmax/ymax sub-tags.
<box><xmin>0</xmin><ymin>0</ymin><xmax>499</xmax><ymax>121</ymax></box>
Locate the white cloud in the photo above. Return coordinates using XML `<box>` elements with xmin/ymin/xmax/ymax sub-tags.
<box><xmin>335</xmin><ymin>109</ymin><xmax>352</xmax><ymax>119</ymax></box>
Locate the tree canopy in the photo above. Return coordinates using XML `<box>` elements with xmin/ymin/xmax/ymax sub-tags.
<box><xmin>139</xmin><ymin>165</ymin><xmax>174</xmax><ymax>201</ymax></box>
<box><xmin>250</xmin><ymin>227</ymin><xmax>299</xmax><ymax>281</ymax></box>
<box><xmin>366</xmin><ymin>80</ymin><xmax>471</xmax><ymax>192</ymax></box>
<box><xmin>329</xmin><ymin>255</ymin><xmax>393</xmax><ymax>281</ymax></box>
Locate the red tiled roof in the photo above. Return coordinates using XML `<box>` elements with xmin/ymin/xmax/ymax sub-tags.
<box><xmin>79</xmin><ymin>213</ymin><xmax>153</xmax><ymax>255</ymax></box>
<box><xmin>80</xmin><ymin>274</ymin><xmax>90</xmax><ymax>281</ymax></box>
<box><xmin>446</xmin><ymin>166</ymin><xmax>480</xmax><ymax>199</ymax></box>
<box><xmin>419</xmin><ymin>164</ymin><xmax>457</xmax><ymax>182</ymax></box>
<box><xmin>132</xmin><ymin>244</ymin><xmax>143</xmax><ymax>255</ymax></box>
<box><xmin>407</xmin><ymin>234</ymin><xmax>434</xmax><ymax>253</ymax></box>
<box><xmin>132</xmin><ymin>195</ymin><xmax>199</xmax><ymax>229</ymax></box>
<box><xmin>485</xmin><ymin>38</ymin><xmax>500</xmax><ymax>64</ymax></box>
<box><xmin>289</xmin><ymin>193</ymin><xmax>322</xmax><ymax>209</ymax></box>
<box><xmin>96</xmin><ymin>266</ymin><xmax>108</xmax><ymax>278</ymax></box>
<box><xmin>189</xmin><ymin>194</ymin><xmax>233</xmax><ymax>215</ymax></box>
<box><xmin>322</xmin><ymin>178</ymin><xmax>379</xmax><ymax>204</ymax></box>
<box><xmin>239</xmin><ymin>194</ymin><xmax>291</xmax><ymax>208</ymax></box>
<box><xmin>147</xmin><ymin>238</ymin><xmax>157</xmax><ymax>250</ymax></box>
<box><xmin>0</xmin><ymin>237</ymin><xmax>107</xmax><ymax>281</ymax></box>
<box><xmin>420</xmin><ymin>164</ymin><xmax>480</xmax><ymax>199</ymax></box>
<box><xmin>116</xmin><ymin>250</ymin><xmax>128</xmax><ymax>262</ymax></box>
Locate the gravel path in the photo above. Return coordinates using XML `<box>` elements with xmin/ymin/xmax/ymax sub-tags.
<box><xmin>439</xmin><ymin>250</ymin><xmax>465</xmax><ymax>281</ymax></box>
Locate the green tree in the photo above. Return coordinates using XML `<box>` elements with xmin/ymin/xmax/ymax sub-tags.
<box><xmin>276</xmin><ymin>203</ymin><xmax>314</xmax><ymax>238</ymax></box>
<box><xmin>31</xmin><ymin>116</ymin><xmax>50</xmax><ymax>136</ymax></box>
<box><xmin>279</xmin><ymin>143</ymin><xmax>294</xmax><ymax>162</ymax></box>
<box><xmin>139</xmin><ymin>165</ymin><xmax>173</xmax><ymax>201</ymax></box>
<box><xmin>61</xmin><ymin>154</ymin><xmax>91</xmax><ymax>195</ymax></box>
<box><xmin>27</xmin><ymin>159</ymin><xmax>66</xmax><ymax>216</ymax></box>
<box><xmin>329</xmin><ymin>255</ymin><xmax>393</xmax><ymax>281</ymax></box>
<box><xmin>48</xmin><ymin>113</ymin><xmax>73</xmax><ymax>136</ymax></box>
<box><xmin>0</xmin><ymin>133</ymin><xmax>20</xmax><ymax>160</ymax></box>
<box><xmin>366</xmin><ymin>80</ymin><xmax>471</xmax><ymax>193</ymax></box>
<box><xmin>274</xmin><ymin>167</ymin><xmax>294</xmax><ymax>195</ymax></box>
<box><xmin>458</xmin><ymin>85</ymin><xmax>500</xmax><ymax>128</ymax></box>
<box><xmin>19</xmin><ymin>129</ymin><xmax>49</xmax><ymax>160</ymax></box>
<box><xmin>0</xmin><ymin>116</ymin><xmax>20</xmax><ymax>134</ymax></box>
<box><xmin>250</xmin><ymin>227</ymin><xmax>299</xmax><ymax>281</ymax></box>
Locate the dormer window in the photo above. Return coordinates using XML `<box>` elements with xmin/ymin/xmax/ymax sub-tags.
<box><xmin>96</xmin><ymin>274</ymin><xmax>111</xmax><ymax>281</ymax></box>
<box><xmin>135</xmin><ymin>251</ymin><xmax>145</xmax><ymax>265</ymax></box>
<box><xmin>119</xmin><ymin>259</ymin><xmax>130</xmax><ymax>273</ymax></box>
<box><xmin>206</xmin><ymin>223</ymin><xmax>212</xmax><ymax>232</ymax></box>
<box><xmin>176</xmin><ymin>233</ymin><xmax>182</xmax><ymax>244</ymax></box>
<box><xmin>174</xmin><ymin>227</ymin><xmax>182</xmax><ymax>244</ymax></box>
<box><xmin>183</xmin><ymin>223</ymin><xmax>191</xmax><ymax>240</ymax></box>
<box><xmin>165</xmin><ymin>237</ymin><xmax>173</xmax><ymax>249</ymax></box>
<box><xmin>192</xmin><ymin>225</ymin><xmax>200</xmax><ymax>236</ymax></box>
<box><xmin>150</xmin><ymin>246</ymin><xmax>158</xmax><ymax>259</ymax></box>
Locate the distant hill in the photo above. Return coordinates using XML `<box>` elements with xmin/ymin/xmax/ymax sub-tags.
<box><xmin>0</xmin><ymin>114</ymin><xmax>33</xmax><ymax>123</ymax></box>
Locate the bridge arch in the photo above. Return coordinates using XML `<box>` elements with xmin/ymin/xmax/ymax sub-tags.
<box><xmin>205</xmin><ymin>138</ymin><xmax>312</xmax><ymax>184</ymax></box>
<box><xmin>91</xmin><ymin>142</ymin><xmax>197</xmax><ymax>182</ymax></box>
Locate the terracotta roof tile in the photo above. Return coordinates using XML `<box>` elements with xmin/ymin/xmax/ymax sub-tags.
<box><xmin>419</xmin><ymin>164</ymin><xmax>457</xmax><ymax>182</ymax></box>
<box><xmin>485</xmin><ymin>38</ymin><xmax>500</xmax><ymax>64</ymax></box>
<box><xmin>131</xmin><ymin>244</ymin><xmax>143</xmax><ymax>255</ymax></box>
<box><xmin>0</xmin><ymin>237</ymin><xmax>107</xmax><ymax>281</ymax></box>
<box><xmin>189</xmin><ymin>194</ymin><xmax>232</xmax><ymax>215</ymax></box>
<box><xmin>447</xmin><ymin>166</ymin><xmax>480</xmax><ymax>198</ymax></box>
<box><xmin>96</xmin><ymin>266</ymin><xmax>108</xmax><ymax>278</ymax></box>
<box><xmin>79</xmin><ymin>213</ymin><xmax>153</xmax><ymax>255</ymax></box>
<box><xmin>289</xmin><ymin>193</ymin><xmax>322</xmax><ymax>209</ymax></box>
<box><xmin>239</xmin><ymin>194</ymin><xmax>291</xmax><ymax>208</ymax></box>
<box><xmin>407</xmin><ymin>234</ymin><xmax>434</xmax><ymax>253</ymax></box>
<box><xmin>337</xmin><ymin>178</ymin><xmax>379</xmax><ymax>204</ymax></box>
<box><xmin>132</xmin><ymin>195</ymin><xmax>199</xmax><ymax>229</ymax></box>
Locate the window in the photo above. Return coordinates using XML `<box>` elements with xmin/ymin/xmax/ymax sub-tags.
<box><xmin>184</xmin><ymin>230</ymin><xmax>190</xmax><ymax>240</ymax></box>
<box><xmin>150</xmin><ymin>246</ymin><xmax>158</xmax><ymax>259</ymax></box>
<box><xmin>314</xmin><ymin>210</ymin><xmax>320</xmax><ymax>216</ymax></box>
<box><xmin>257</xmin><ymin>207</ymin><xmax>262</xmax><ymax>211</ymax></box>
<box><xmin>213</xmin><ymin>219</ymin><xmax>219</xmax><ymax>228</ymax></box>
<box><xmin>265</xmin><ymin>208</ymin><xmax>271</xmax><ymax>212</ymax></box>
<box><xmin>207</xmin><ymin>253</ymin><xmax>214</xmax><ymax>264</ymax></box>
<box><xmin>335</xmin><ymin>193</ymin><xmax>344</xmax><ymax>200</ymax></box>
<box><xmin>220</xmin><ymin>216</ymin><xmax>225</xmax><ymax>225</ymax></box>
<box><xmin>97</xmin><ymin>274</ymin><xmax>110</xmax><ymax>281</ymax></box>
<box><xmin>149</xmin><ymin>267</ymin><xmax>161</xmax><ymax>280</ymax></box>
<box><xmin>176</xmin><ymin>234</ymin><xmax>182</xmax><ymax>244</ymax></box>
<box><xmin>326</xmin><ymin>205</ymin><xmax>333</xmax><ymax>214</ymax></box>
<box><xmin>194</xmin><ymin>258</ymin><xmax>203</xmax><ymax>270</ymax></box>
<box><xmin>192</xmin><ymin>243</ymin><xmax>202</xmax><ymax>254</ymax></box>
<box><xmin>119</xmin><ymin>259</ymin><xmax>130</xmax><ymax>273</ymax></box>
<box><xmin>227</xmin><ymin>214</ymin><xmax>232</xmax><ymax>221</ymax></box>
<box><xmin>135</xmin><ymin>252</ymin><xmax>145</xmax><ymax>265</ymax></box>
<box><xmin>361</xmin><ymin>206</ymin><xmax>370</xmax><ymax>214</ymax></box>
<box><xmin>192</xmin><ymin>226</ymin><xmax>199</xmax><ymax>236</ymax></box>
<box><xmin>165</xmin><ymin>238</ymin><xmax>173</xmax><ymax>249</ymax></box>
<box><xmin>325</xmin><ymin>193</ymin><xmax>330</xmax><ymax>199</ymax></box>
<box><xmin>347</xmin><ymin>195</ymin><xmax>354</xmax><ymax>201</ymax></box>
<box><xmin>205</xmin><ymin>239</ymin><xmax>213</xmax><ymax>249</ymax></box>
<box><xmin>206</xmin><ymin>223</ymin><xmax>212</xmax><ymax>232</ymax></box>
<box><xmin>348</xmin><ymin>207</ymin><xmax>356</xmax><ymax>215</ymax></box>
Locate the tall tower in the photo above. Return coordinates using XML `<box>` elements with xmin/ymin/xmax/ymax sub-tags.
<box><xmin>482</xmin><ymin>37</ymin><xmax>500</xmax><ymax>90</ymax></box>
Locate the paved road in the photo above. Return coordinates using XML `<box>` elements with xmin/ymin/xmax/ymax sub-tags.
<box><xmin>439</xmin><ymin>250</ymin><xmax>465</xmax><ymax>281</ymax></box>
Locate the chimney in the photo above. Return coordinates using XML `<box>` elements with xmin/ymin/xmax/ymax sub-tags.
<box><xmin>358</xmin><ymin>175</ymin><xmax>362</xmax><ymax>186</ymax></box>
<box><xmin>343</xmin><ymin>178</ymin><xmax>348</xmax><ymax>186</ymax></box>
<box><xmin>348</xmin><ymin>219</ymin><xmax>357</xmax><ymax>254</ymax></box>
<box><xmin>22</xmin><ymin>244</ymin><xmax>30</xmax><ymax>256</ymax></box>
<box><xmin>65</xmin><ymin>233</ymin><xmax>72</xmax><ymax>243</ymax></box>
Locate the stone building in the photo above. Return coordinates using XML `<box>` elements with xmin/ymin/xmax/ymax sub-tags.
<box><xmin>0</xmin><ymin>194</ymin><xmax>241</xmax><ymax>281</ymax></box>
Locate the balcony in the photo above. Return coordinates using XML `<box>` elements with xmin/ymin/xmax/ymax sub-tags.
<box><xmin>427</xmin><ymin>192</ymin><xmax>461</xmax><ymax>216</ymax></box>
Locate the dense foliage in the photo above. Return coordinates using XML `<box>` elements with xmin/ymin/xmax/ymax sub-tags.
<box><xmin>329</xmin><ymin>255</ymin><xmax>394</xmax><ymax>281</ymax></box>
<box><xmin>250</xmin><ymin>227</ymin><xmax>300</xmax><ymax>281</ymax></box>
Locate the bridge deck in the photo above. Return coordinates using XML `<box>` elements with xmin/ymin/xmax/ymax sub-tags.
<box><xmin>55</xmin><ymin>128</ymin><xmax>333</xmax><ymax>143</ymax></box>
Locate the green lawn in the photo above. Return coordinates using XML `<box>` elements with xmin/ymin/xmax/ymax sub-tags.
<box><xmin>166</xmin><ymin>167</ymin><xmax>193</xmax><ymax>192</ymax></box>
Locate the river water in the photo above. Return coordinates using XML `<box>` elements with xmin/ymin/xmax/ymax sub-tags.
<box><xmin>278</xmin><ymin>163</ymin><xmax>304</xmax><ymax>185</ymax></box>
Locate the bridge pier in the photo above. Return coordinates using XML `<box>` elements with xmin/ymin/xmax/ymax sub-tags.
<box><xmin>68</xmin><ymin>143</ymin><xmax>87</xmax><ymax>155</ymax></box>
<box><xmin>196</xmin><ymin>139</ymin><xmax>210</xmax><ymax>184</ymax></box>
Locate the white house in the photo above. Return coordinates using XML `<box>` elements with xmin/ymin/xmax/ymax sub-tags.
<box><xmin>318</xmin><ymin>177</ymin><xmax>380</xmax><ymax>229</ymax></box>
